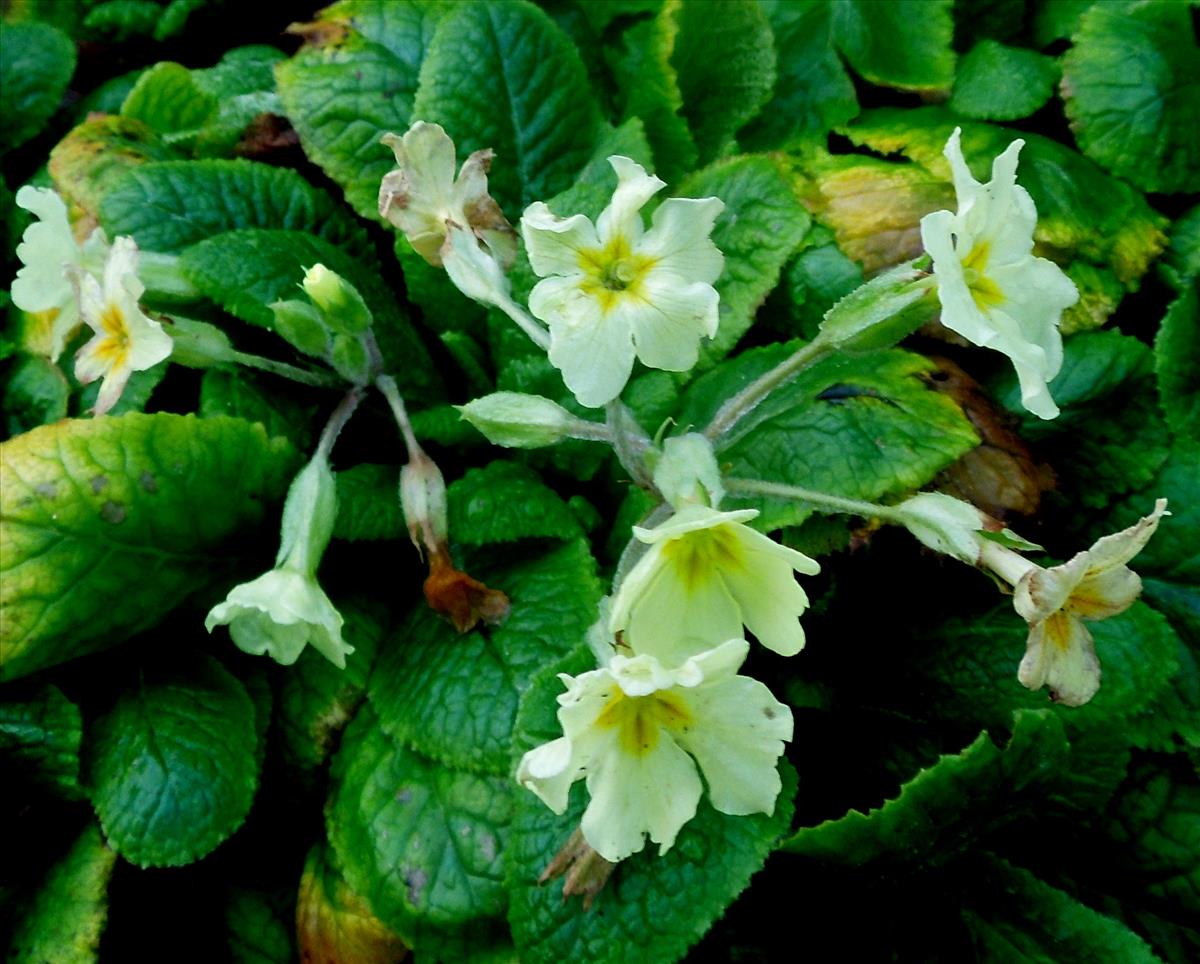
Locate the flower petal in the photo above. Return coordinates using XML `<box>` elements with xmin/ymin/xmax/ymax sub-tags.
<box><xmin>581</xmin><ymin>732</ymin><xmax>701</xmax><ymax>861</ymax></box>
<box><xmin>1014</xmin><ymin>552</ymin><xmax>1090</xmax><ymax>623</ymax></box>
<box><xmin>632</xmin><ymin>503</ymin><xmax>759</xmax><ymax>544</ymax></box>
<box><xmin>720</xmin><ymin>527</ymin><xmax>817</xmax><ymax>656</ymax></box>
<box><xmin>595</xmin><ymin>155</ymin><xmax>664</xmax><ymax>247</ymax></box>
<box><xmin>638</xmin><ymin>196</ymin><xmax>725</xmax><ymax>285</ymax></box>
<box><xmin>627</xmin><ymin>277</ymin><xmax>720</xmax><ymax>370</ymax></box>
<box><xmin>520</xmin><ymin>202</ymin><xmax>600</xmax><ymax>278</ymax></box>
<box><xmin>11</xmin><ymin>186</ymin><xmax>79</xmax><ymax>321</ymax></box>
<box><xmin>516</xmin><ymin>737</ymin><xmax>580</xmax><ymax>814</ymax></box>
<box><xmin>673</xmin><ymin>675</ymin><xmax>792</xmax><ymax>816</ymax></box>
<box><xmin>1080</xmin><ymin>499</ymin><xmax>1169</xmax><ymax>576</ymax></box>
<box><xmin>538</xmin><ymin>276</ymin><xmax>636</xmax><ymax>408</ymax></box>
<box><xmin>1070</xmin><ymin>565</ymin><xmax>1142</xmax><ymax>620</ymax></box>
<box><xmin>1017</xmin><ymin>611</ymin><xmax>1100</xmax><ymax>707</ymax></box>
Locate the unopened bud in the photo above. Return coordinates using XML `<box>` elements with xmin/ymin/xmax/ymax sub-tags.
<box><xmin>271</xmin><ymin>299</ymin><xmax>330</xmax><ymax>357</ymax></box>
<box><xmin>652</xmin><ymin>433</ymin><xmax>724</xmax><ymax>508</ymax></box>
<box><xmin>457</xmin><ymin>391</ymin><xmax>575</xmax><ymax>448</ymax></box>
<box><xmin>166</xmin><ymin>317</ymin><xmax>234</xmax><ymax>368</ymax></box>
<box><xmin>818</xmin><ymin>261</ymin><xmax>936</xmax><ymax>353</ymax></box>
<box><xmin>330</xmin><ymin>333</ymin><xmax>371</xmax><ymax>385</ymax></box>
<box><xmin>442</xmin><ymin>224</ymin><xmax>512</xmax><ymax>309</ymax></box>
<box><xmin>400</xmin><ymin>451</ymin><xmax>448</xmax><ymax>553</ymax></box>
<box><xmin>302</xmin><ymin>264</ymin><xmax>372</xmax><ymax>334</ymax></box>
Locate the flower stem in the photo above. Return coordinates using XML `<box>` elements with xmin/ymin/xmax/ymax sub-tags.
<box><xmin>497</xmin><ymin>295</ymin><xmax>552</xmax><ymax>351</ymax></box>
<box><xmin>375</xmin><ymin>373</ymin><xmax>423</xmax><ymax>461</ymax></box>
<box><xmin>315</xmin><ymin>386</ymin><xmax>365</xmax><ymax>461</ymax></box>
<box><xmin>703</xmin><ymin>339</ymin><xmax>834</xmax><ymax>443</ymax></box>
<box><xmin>606</xmin><ymin>400</ymin><xmax>654</xmax><ymax>488</ymax></box>
<box><xmin>229</xmin><ymin>350</ymin><xmax>341</xmax><ymax>389</ymax></box>
<box><xmin>979</xmin><ymin>539</ymin><xmax>1040</xmax><ymax>587</ymax></box>
<box><xmin>723</xmin><ymin>477</ymin><xmax>902</xmax><ymax>521</ymax></box>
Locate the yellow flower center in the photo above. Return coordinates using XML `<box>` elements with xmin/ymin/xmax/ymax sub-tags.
<box><xmin>94</xmin><ymin>303</ymin><xmax>131</xmax><ymax>367</ymax></box>
<box><xmin>961</xmin><ymin>241</ymin><xmax>1005</xmax><ymax>310</ymax></box>
<box><xmin>1042</xmin><ymin>611</ymin><xmax>1076</xmax><ymax>652</ymax></box>
<box><xmin>595</xmin><ymin>689</ymin><xmax>693</xmax><ymax>756</ymax></box>
<box><xmin>577</xmin><ymin>236</ymin><xmax>657</xmax><ymax>313</ymax></box>
<box><xmin>660</xmin><ymin>523</ymin><xmax>745</xmax><ymax>592</ymax></box>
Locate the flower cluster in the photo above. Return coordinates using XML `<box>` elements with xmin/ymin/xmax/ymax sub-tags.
<box><xmin>12</xmin><ymin>187</ymin><xmax>173</xmax><ymax>414</ymax></box>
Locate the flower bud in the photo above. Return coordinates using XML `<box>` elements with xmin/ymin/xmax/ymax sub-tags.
<box><xmin>817</xmin><ymin>261</ymin><xmax>935</xmax><ymax>353</ymax></box>
<box><xmin>652</xmin><ymin>433</ymin><xmax>724</xmax><ymax>509</ymax></box>
<box><xmin>166</xmin><ymin>317</ymin><xmax>234</xmax><ymax>369</ymax></box>
<box><xmin>277</xmin><ymin>456</ymin><xmax>339</xmax><ymax>576</ymax></box>
<box><xmin>457</xmin><ymin>391</ymin><xmax>575</xmax><ymax>448</ymax></box>
<box><xmin>302</xmin><ymin>264</ymin><xmax>372</xmax><ymax>334</ymax></box>
<box><xmin>330</xmin><ymin>333</ymin><xmax>372</xmax><ymax>385</ymax></box>
<box><xmin>271</xmin><ymin>299</ymin><xmax>330</xmax><ymax>357</ymax></box>
<box><xmin>400</xmin><ymin>451</ymin><xmax>448</xmax><ymax>553</ymax></box>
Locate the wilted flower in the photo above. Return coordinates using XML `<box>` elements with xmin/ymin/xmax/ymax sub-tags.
<box><xmin>920</xmin><ymin>128</ymin><xmax>1078</xmax><ymax>420</ymax></box>
<box><xmin>521</xmin><ymin>156</ymin><xmax>724</xmax><ymax>408</ymax></box>
<box><xmin>206</xmin><ymin>457</ymin><xmax>353</xmax><ymax>668</ymax></box>
<box><xmin>516</xmin><ymin>639</ymin><xmax>792</xmax><ymax>862</ymax></box>
<box><xmin>378</xmin><ymin>121</ymin><xmax>516</xmax><ymax>269</ymax></box>
<box><xmin>610</xmin><ymin>504</ymin><xmax>819</xmax><ymax>666</ymax></box>
<box><xmin>11</xmin><ymin>186</ymin><xmax>109</xmax><ymax>361</ymax></box>
<box><xmin>1011</xmin><ymin>499</ymin><xmax>1168</xmax><ymax>707</ymax></box>
<box><xmin>70</xmin><ymin>236</ymin><xmax>173</xmax><ymax>416</ymax></box>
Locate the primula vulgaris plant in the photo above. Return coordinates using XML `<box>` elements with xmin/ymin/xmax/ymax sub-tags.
<box><xmin>2</xmin><ymin>1</ymin><xmax>1197</xmax><ymax>961</ymax></box>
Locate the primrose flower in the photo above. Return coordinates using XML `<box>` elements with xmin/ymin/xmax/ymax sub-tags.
<box><xmin>206</xmin><ymin>457</ymin><xmax>353</xmax><ymax>668</ymax></box>
<box><xmin>920</xmin><ymin>128</ymin><xmax>1078</xmax><ymax>420</ymax></box>
<box><xmin>70</xmin><ymin>237</ymin><xmax>173</xmax><ymax>416</ymax></box>
<box><xmin>378</xmin><ymin>121</ymin><xmax>517</xmax><ymax>270</ymax></box>
<box><xmin>11</xmin><ymin>186</ymin><xmax>109</xmax><ymax>361</ymax></box>
<box><xmin>521</xmin><ymin>156</ymin><xmax>724</xmax><ymax>408</ymax></box>
<box><xmin>609</xmin><ymin>504</ymin><xmax>820</xmax><ymax>666</ymax></box>
<box><xmin>1007</xmin><ymin>499</ymin><xmax>1168</xmax><ymax>706</ymax></box>
<box><xmin>516</xmin><ymin>639</ymin><xmax>792</xmax><ymax>862</ymax></box>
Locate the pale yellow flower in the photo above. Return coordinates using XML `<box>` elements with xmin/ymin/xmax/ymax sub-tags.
<box><xmin>517</xmin><ymin>639</ymin><xmax>792</xmax><ymax>862</ymax></box>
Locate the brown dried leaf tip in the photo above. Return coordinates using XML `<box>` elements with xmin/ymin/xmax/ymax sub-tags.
<box><xmin>539</xmin><ymin>828</ymin><xmax>616</xmax><ymax>911</ymax></box>
<box><xmin>422</xmin><ymin>545</ymin><xmax>510</xmax><ymax>634</ymax></box>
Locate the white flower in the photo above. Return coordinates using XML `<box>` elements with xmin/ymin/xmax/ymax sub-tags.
<box><xmin>609</xmin><ymin>504</ymin><xmax>820</xmax><ymax>666</ymax></box>
<box><xmin>204</xmin><ymin>569</ymin><xmax>350</xmax><ymax>667</ymax></box>
<box><xmin>920</xmin><ymin>128</ymin><xmax>1078</xmax><ymax>420</ymax></box>
<box><xmin>11</xmin><ymin>186</ymin><xmax>109</xmax><ymax>361</ymax></box>
<box><xmin>206</xmin><ymin>457</ymin><xmax>353</xmax><ymax>668</ymax></box>
<box><xmin>71</xmin><ymin>237</ymin><xmax>173</xmax><ymax>416</ymax></box>
<box><xmin>1013</xmin><ymin>499</ymin><xmax>1168</xmax><ymax>706</ymax></box>
<box><xmin>521</xmin><ymin>156</ymin><xmax>724</xmax><ymax>408</ymax></box>
<box><xmin>516</xmin><ymin>639</ymin><xmax>792</xmax><ymax>862</ymax></box>
<box><xmin>378</xmin><ymin>121</ymin><xmax>516</xmax><ymax>269</ymax></box>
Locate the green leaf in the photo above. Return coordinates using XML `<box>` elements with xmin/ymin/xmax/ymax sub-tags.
<box><xmin>296</xmin><ymin>843</ymin><xmax>407</xmax><ymax>964</ymax></box>
<box><xmin>82</xmin><ymin>0</ymin><xmax>162</xmax><ymax>41</ymax></box>
<box><xmin>785</xmin><ymin>228</ymin><xmax>865</xmax><ymax>340</ymax></box>
<box><xmin>0</xmin><ymin>21</ymin><xmax>76</xmax><ymax>154</ymax></box>
<box><xmin>48</xmin><ymin>115</ymin><xmax>177</xmax><ymax>221</ymax></box>
<box><xmin>327</xmin><ymin>703</ymin><xmax>512</xmax><ymax>957</ymax></box>
<box><xmin>613</xmin><ymin>7</ymin><xmax>698</xmax><ymax>184</ymax></box>
<box><xmin>1032</xmin><ymin>0</ymin><xmax>1095</xmax><ymax>47</ymax></box>
<box><xmin>448</xmin><ymin>461</ymin><xmax>582</xmax><ymax>546</ymax></box>
<box><xmin>226</xmin><ymin>886</ymin><xmax>297</xmax><ymax>964</ymax></box>
<box><xmin>86</xmin><ymin>652</ymin><xmax>259</xmax><ymax>867</ymax></box>
<box><xmin>681</xmin><ymin>346</ymin><xmax>979</xmax><ymax>529</ymax></box>
<box><xmin>99</xmin><ymin>159</ymin><xmax>369</xmax><ymax>255</ymax></box>
<box><xmin>994</xmin><ymin>331</ymin><xmax>1170</xmax><ymax>510</ymax></box>
<box><xmin>1103</xmin><ymin>761</ymin><xmax>1199</xmax><ymax>921</ymax></box>
<box><xmin>369</xmin><ymin>538</ymin><xmax>602</xmax><ymax>774</ymax></box>
<box><xmin>507</xmin><ymin>649</ymin><xmax>797</xmax><ymax>964</ymax></box>
<box><xmin>178</xmin><ymin>228</ymin><xmax>439</xmax><ymax>395</ymax></box>
<box><xmin>412</xmin><ymin>0</ymin><xmax>602</xmax><ymax>213</ymax></box>
<box><xmin>331</xmin><ymin>464</ymin><xmax>404</xmax><ymax>542</ymax></box>
<box><xmin>831</xmin><ymin>0</ymin><xmax>956</xmax><ymax>92</ymax></box>
<box><xmin>0</xmin><ymin>414</ymin><xmax>298</xmax><ymax>681</ymax></box>
<box><xmin>900</xmin><ymin>603</ymin><xmax>1182</xmax><ymax>747</ymax></box>
<box><xmin>1160</xmin><ymin>204</ymin><xmax>1200</xmax><ymax>292</ymax></box>
<box><xmin>275</xmin><ymin>0</ymin><xmax>449</xmax><ymax>221</ymax></box>
<box><xmin>949</xmin><ymin>40</ymin><xmax>1059</xmax><ymax>121</ymax></box>
<box><xmin>781</xmin><ymin>710</ymin><xmax>1067</xmax><ymax>865</ymax></box>
<box><xmin>960</xmin><ymin>855</ymin><xmax>1161</xmax><ymax>963</ymax></box>
<box><xmin>5</xmin><ymin>823</ymin><xmax>117</xmax><ymax>964</ymax></box>
<box><xmin>676</xmin><ymin>156</ymin><xmax>810</xmax><ymax>366</ymax></box>
<box><xmin>670</xmin><ymin>0</ymin><xmax>774</xmax><ymax>163</ymax></box>
<box><xmin>0</xmin><ymin>684</ymin><xmax>83</xmax><ymax>799</ymax></box>
<box><xmin>739</xmin><ymin>0</ymin><xmax>858</xmax><ymax>151</ymax></box>
<box><xmin>844</xmin><ymin>107</ymin><xmax>1167</xmax><ymax>289</ymax></box>
<box><xmin>120</xmin><ymin>62</ymin><xmax>218</xmax><ymax>140</ymax></box>
<box><xmin>2</xmin><ymin>355</ymin><xmax>69</xmax><ymax>437</ymax></box>
<box><xmin>1062</xmin><ymin>0</ymin><xmax>1200</xmax><ymax>194</ymax></box>
<box><xmin>199</xmin><ymin>369</ymin><xmax>317</xmax><ymax>452</ymax></box>
<box><xmin>1155</xmin><ymin>285</ymin><xmax>1199</xmax><ymax>440</ymax></box>
<box><xmin>277</xmin><ymin>599</ymin><xmax>384</xmax><ymax>773</ymax></box>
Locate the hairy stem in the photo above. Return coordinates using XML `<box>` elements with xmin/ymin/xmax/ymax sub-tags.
<box><xmin>723</xmin><ymin>477</ymin><xmax>902</xmax><ymax>521</ymax></box>
<box><xmin>315</xmin><ymin>387</ymin><xmax>365</xmax><ymax>462</ymax></box>
<box><xmin>229</xmin><ymin>350</ymin><xmax>341</xmax><ymax>389</ymax></box>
